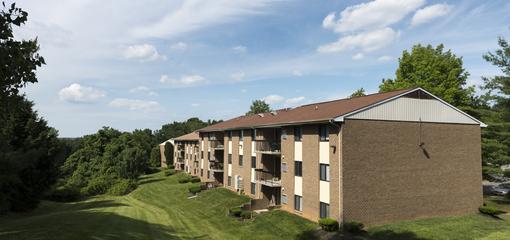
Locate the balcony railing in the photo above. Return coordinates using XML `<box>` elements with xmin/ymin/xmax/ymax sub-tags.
<box><xmin>210</xmin><ymin>140</ymin><xmax>224</xmax><ymax>150</ymax></box>
<box><xmin>256</xmin><ymin>170</ymin><xmax>281</xmax><ymax>187</ymax></box>
<box><xmin>255</xmin><ymin>140</ymin><xmax>281</xmax><ymax>154</ymax></box>
<box><xmin>210</xmin><ymin>162</ymin><xmax>224</xmax><ymax>172</ymax></box>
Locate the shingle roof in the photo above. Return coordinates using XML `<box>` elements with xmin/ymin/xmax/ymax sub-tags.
<box><xmin>199</xmin><ymin>88</ymin><xmax>414</xmax><ymax>132</ymax></box>
<box><xmin>174</xmin><ymin>131</ymin><xmax>200</xmax><ymax>141</ymax></box>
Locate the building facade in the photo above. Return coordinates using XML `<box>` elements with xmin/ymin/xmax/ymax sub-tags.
<box><xmin>173</xmin><ymin>88</ymin><xmax>484</xmax><ymax>225</ymax></box>
<box><xmin>173</xmin><ymin>132</ymin><xmax>200</xmax><ymax>174</ymax></box>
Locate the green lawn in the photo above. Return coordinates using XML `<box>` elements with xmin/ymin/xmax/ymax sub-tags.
<box><xmin>0</xmin><ymin>171</ymin><xmax>509</xmax><ymax>240</ymax></box>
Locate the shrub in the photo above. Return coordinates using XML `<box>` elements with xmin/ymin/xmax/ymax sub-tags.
<box><xmin>504</xmin><ymin>170</ymin><xmax>510</xmax><ymax>178</ymax></box>
<box><xmin>190</xmin><ymin>176</ymin><xmax>201</xmax><ymax>183</ymax></box>
<box><xmin>479</xmin><ymin>205</ymin><xmax>506</xmax><ymax>216</ymax></box>
<box><xmin>82</xmin><ymin>177</ymin><xmax>111</xmax><ymax>196</ymax></box>
<box><xmin>45</xmin><ymin>186</ymin><xmax>81</xmax><ymax>202</ymax></box>
<box><xmin>229</xmin><ymin>207</ymin><xmax>242</xmax><ymax>217</ymax></box>
<box><xmin>107</xmin><ymin>179</ymin><xmax>137</xmax><ymax>196</ymax></box>
<box><xmin>165</xmin><ymin>169</ymin><xmax>176</xmax><ymax>176</ymax></box>
<box><xmin>319</xmin><ymin>218</ymin><xmax>339</xmax><ymax>232</ymax></box>
<box><xmin>240</xmin><ymin>210</ymin><xmax>253</xmax><ymax>219</ymax></box>
<box><xmin>342</xmin><ymin>221</ymin><xmax>364</xmax><ymax>233</ymax></box>
<box><xmin>188</xmin><ymin>185</ymin><xmax>202</xmax><ymax>195</ymax></box>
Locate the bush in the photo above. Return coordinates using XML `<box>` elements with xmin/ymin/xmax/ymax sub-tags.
<box><xmin>107</xmin><ymin>179</ymin><xmax>137</xmax><ymax>196</ymax></box>
<box><xmin>165</xmin><ymin>169</ymin><xmax>176</xmax><ymax>176</ymax></box>
<box><xmin>229</xmin><ymin>207</ymin><xmax>242</xmax><ymax>217</ymax></box>
<box><xmin>504</xmin><ymin>170</ymin><xmax>510</xmax><ymax>178</ymax></box>
<box><xmin>188</xmin><ymin>185</ymin><xmax>202</xmax><ymax>195</ymax></box>
<box><xmin>45</xmin><ymin>186</ymin><xmax>81</xmax><ymax>202</ymax></box>
<box><xmin>240</xmin><ymin>210</ymin><xmax>253</xmax><ymax>219</ymax></box>
<box><xmin>479</xmin><ymin>205</ymin><xmax>506</xmax><ymax>216</ymax></box>
<box><xmin>82</xmin><ymin>177</ymin><xmax>111</xmax><ymax>196</ymax></box>
<box><xmin>190</xmin><ymin>176</ymin><xmax>201</xmax><ymax>183</ymax></box>
<box><xmin>319</xmin><ymin>218</ymin><xmax>339</xmax><ymax>232</ymax></box>
<box><xmin>342</xmin><ymin>221</ymin><xmax>364</xmax><ymax>233</ymax></box>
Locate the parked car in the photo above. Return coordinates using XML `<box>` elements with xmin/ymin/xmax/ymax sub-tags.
<box><xmin>492</xmin><ymin>186</ymin><xmax>510</xmax><ymax>196</ymax></box>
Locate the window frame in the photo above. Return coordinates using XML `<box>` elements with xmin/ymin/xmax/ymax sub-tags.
<box><xmin>319</xmin><ymin>125</ymin><xmax>329</xmax><ymax>142</ymax></box>
<box><xmin>320</xmin><ymin>164</ymin><xmax>330</xmax><ymax>182</ymax></box>
<box><xmin>294</xmin><ymin>161</ymin><xmax>303</xmax><ymax>177</ymax></box>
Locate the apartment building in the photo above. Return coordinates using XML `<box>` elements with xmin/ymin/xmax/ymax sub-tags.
<box><xmin>176</xmin><ymin>88</ymin><xmax>485</xmax><ymax>225</ymax></box>
<box><xmin>173</xmin><ymin>132</ymin><xmax>200</xmax><ymax>174</ymax></box>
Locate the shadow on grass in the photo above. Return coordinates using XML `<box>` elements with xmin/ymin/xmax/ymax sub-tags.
<box><xmin>137</xmin><ymin>178</ymin><xmax>166</xmax><ymax>186</ymax></box>
<box><xmin>0</xmin><ymin>200</ymin><xmax>186</xmax><ymax>240</ymax></box>
<box><xmin>295</xmin><ymin>229</ymin><xmax>429</xmax><ymax>240</ymax></box>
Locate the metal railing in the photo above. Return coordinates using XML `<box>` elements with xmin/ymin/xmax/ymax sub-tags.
<box><xmin>256</xmin><ymin>170</ymin><xmax>281</xmax><ymax>187</ymax></box>
<box><xmin>210</xmin><ymin>162</ymin><xmax>224</xmax><ymax>172</ymax></box>
<box><xmin>255</xmin><ymin>140</ymin><xmax>281</xmax><ymax>154</ymax></box>
<box><xmin>210</xmin><ymin>140</ymin><xmax>224</xmax><ymax>149</ymax></box>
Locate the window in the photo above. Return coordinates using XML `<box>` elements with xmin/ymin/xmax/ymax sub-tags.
<box><xmin>294</xmin><ymin>126</ymin><xmax>302</xmax><ymax>141</ymax></box>
<box><xmin>294</xmin><ymin>195</ymin><xmax>303</xmax><ymax>211</ymax></box>
<box><xmin>251</xmin><ymin>129</ymin><xmax>256</xmax><ymax>140</ymax></box>
<box><xmin>320</xmin><ymin>125</ymin><xmax>329</xmax><ymax>141</ymax></box>
<box><xmin>281</xmin><ymin>162</ymin><xmax>288</xmax><ymax>172</ymax></box>
<box><xmin>295</xmin><ymin>161</ymin><xmax>302</xmax><ymax>177</ymax></box>
<box><xmin>228</xmin><ymin>176</ymin><xmax>232</xmax><ymax>186</ymax></box>
<box><xmin>201</xmin><ymin>169</ymin><xmax>203</xmax><ymax>177</ymax></box>
<box><xmin>281</xmin><ymin>194</ymin><xmax>288</xmax><ymax>204</ymax></box>
<box><xmin>228</xmin><ymin>154</ymin><xmax>232</xmax><ymax>164</ymax></box>
<box><xmin>239</xmin><ymin>130</ymin><xmax>244</xmax><ymax>141</ymax></box>
<box><xmin>251</xmin><ymin>156</ymin><xmax>256</xmax><ymax>168</ymax></box>
<box><xmin>320</xmin><ymin>164</ymin><xmax>330</xmax><ymax>181</ymax></box>
<box><xmin>207</xmin><ymin>151</ymin><xmax>210</xmax><ymax>160</ymax></box>
<box><xmin>320</xmin><ymin>202</ymin><xmax>330</xmax><ymax>218</ymax></box>
<box><xmin>251</xmin><ymin>182</ymin><xmax>256</xmax><ymax>195</ymax></box>
<box><xmin>228</xmin><ymin>131</ymin><xmax>232</xmax><ymax>140</ymax></box>
<box><xmin>239</xmin><ymin>155</ymin><xmax>243</xmax><ymax>167</ymax></box>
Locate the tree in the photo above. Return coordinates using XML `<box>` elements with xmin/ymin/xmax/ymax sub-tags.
<box><xmin>164</xmin><ymin>142</ymin><xmax>174</xmax><ymax>167</ymax></box>
<box><xmin>149</xmin><ymin>146</ymin><xmax>161</xmax><ymax>168</ymax></box>
<box><xmin>379</xmin><ymin>44</ymin><xmax>475</xmax><ymax>107</ymax></box>
<box><xmin>246</xmin><ymin>100</ymin><xmax>271</xmax><ymax>116</ymax></box>
<box><xmin>350</xmin><ymin>88</ymin><xmax>366</xmax><ymax>98</ymax></box>
<box><xmin>0</xmin><ymin>2</ymin><xmax>62</xmax><ymax>212</ymax></box>
<box><xmin>154</xmin><ymin>118</ymin><xmax>210</xmax><ymax>143</ymax></box>
<box><xmin>482</xmin><ymin>36</ymin><xmax>510</xmax><ymax>121</ymax></box>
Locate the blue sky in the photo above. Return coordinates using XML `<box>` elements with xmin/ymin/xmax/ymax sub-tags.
<box><xmin>13</xmin><ymin>0</ymin><xmax>510</xmax><ymax>137</ymax></box>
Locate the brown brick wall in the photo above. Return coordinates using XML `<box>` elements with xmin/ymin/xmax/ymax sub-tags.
<box><xmin>301</xmin><ymin>124</ymin><xmax>320</xmax><ymax>221</ymax></box>
<box><xmin>341</xmin><ymin>119</ymin><xmax>482</xmax><ymax>225</ymax></box>
<box><xmin>328</xmin><ymin>125</ymin><xmax>341</xmax><ymax>221</ymax></box>
<box><xmin>280</xmin><ymin>126</ymin><xmax>295</xmax><ymax>213</ymax></box>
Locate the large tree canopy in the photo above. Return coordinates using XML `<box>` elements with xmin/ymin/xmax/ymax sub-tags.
<box><xmin>379</xmin><ymin>44</ymin><xmax>475</xmax><ymax>107</ymax></box>
<box><xmin>246</xmin><ymin>100</ymin><xmax>271</xmax><ymax>116</ymax></box>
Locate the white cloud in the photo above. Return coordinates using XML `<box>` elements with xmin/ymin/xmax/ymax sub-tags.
<box><xmin>241</xmin><ymin>89</ymin><xmax>247</xmax><ymax>93</ymax></box>
<box><xmin>231</xmin><ymin>72</ymin><xmax>246</xmax><ymax>81</ymax></box>
<box><xmin>160</xmin><ymin>74</ymin><xmax>207</xmax><ymax>88</ymax></box>
<box><xmin>262</xmin><ymin>94</ymin><xmax>284</xmax><ymax>104</ymax></box>
<box><xmin>411</xmin><ymin>4</ymin><xmax>453</xmax><ymax>27</ymax></box>
<box><xmin>285</xmin><ymin>96</ymin><xmax>305</xmax><ymax>106</ymax></box>
<box><xmin>292</xmin><ymin>70</ymin><xmax>303</xmax><ymax>76</ymax></box>
<box><xmin>322</xmin><ymin>0</ymin><xmax>425</xmax><ymax>32</ymax></box>
<box><xmin>122</xmin><ymin>44</ymin><xmax>166</xmax><ymax>62</ymax></box>
<box><xmin>352</xmin><ymin>53</ymin><xmax>364</xmax><ymax>60</ymax></box>
<box><xmin>130</xmin><ymin>86</ymin><xmax>158</xmax><ymax>96</ymax></box>
<box><xmin>191</xmin><ymin>103</ymin><xmax>200</xmax><ymax>107</ymax></box>
<box><xmin>59</xmin><ymin>83</ymin><xmax>106</xmax><ymax>103</ymax></box>
<box><xmin>232</xmin><ymin>45</ymin><xmax>247</xmax><ymax>53</ymax></box>
<box><xmin>109</xmin><ymin>98</ymin><xmax>159</xmax><ymax>111</ymax></box>
<box><xmin>170</xmin><ymin>41</ymin><xmax>188</xmax><ymax>50</ymax></box>
<box><xmin>318</xmin><ymin>27</ymin><xmax>399</xmax><ymax>53</ymax></box>
<box><xmin>133</xmin><ymin>0</ymin><xmax>275</xmax><ymax>38</ymax></box>
<box><xmin>377</xmin><ymin>55</ymin><xmax>393</xmax><ymax>62</ymax></box>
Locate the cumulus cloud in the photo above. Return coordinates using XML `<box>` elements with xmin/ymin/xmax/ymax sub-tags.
<box><xmin>322</xmin><ymin>0</ymin><xmax>425</xmax><ymax>32</ymax></box>
<box><xmin>129</xmin><ymin>86</ymin><xmax>158</xmax><ymax>96</ymax></box>
<box><xmin>285</xmin><ymin>96</ymin><xmax>305</xmax><ymax>106</ymax></box>
<box><xmin>160</xmin><ymin>74</ymin><xmax>207</xmax><ymax>88</ymax></box>
<box><xmin>318</xmin><ymin>28</ymin><xmax>399</xmax><ymax>53</ymax></box>
<box><xmin>59</xmin><ymin>83</ymin><xmax>106</xmax><ymax>103</ymax></box>
<box><xmin>411</xmin><ymin>4</ymin><xmax>453</xmax><ymax>27</ymax></box>
<box><xmin>232</xmin><ymin>45</ymin><xmax>247</xmax><ymax>53</ymax></box>
<box><xmin>109</xmin><ymin>98</ymin><xmax>159</xmax><ymax>111</ymax></box>
<box><xmin>352</xmin><ymin>53</ymin><xmax>364</xmax><ymax>60</ymax></box>
<box><xmin>377</xmin><ymin>55</ymin><xmax>393</xmax><ymax>62</ymax></box>
<box><xmin>262</xmin><ymin>94</ymin><xmax>284</xmax><ymax>104</ymax></box>
<box><xmin>170</xmin><ymin>41</ymin><xmax>188</xmax><ymax>50</ymax></box>
<box><xmin>231</xmin><ymin>72</ymin><xmax>246</xmax><ymax>81</ymax></box>
<box><xmin>122</xmin><ymin>44</ymin><xmax>166</xmax><ymax>62</ymax></box>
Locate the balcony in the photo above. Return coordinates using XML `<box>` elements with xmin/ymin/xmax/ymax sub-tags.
<box><xmin>210</xmin><ymin>162</ymin><xmax>224</xmax><ymax>172</ymax></box>
<box><xmin>256</xmin><ymin>170</ymin><xmax>281</xmax><ymax>187</ymax></box>
<box><xmin>255</xmin><ymin>140</ymin><xmax>281</xmax><ymax>155</ymax></box>
<box><xmin>210</xmin><ymin>140</ymin><xmax>224</xmax><ymax>150</ymax></box>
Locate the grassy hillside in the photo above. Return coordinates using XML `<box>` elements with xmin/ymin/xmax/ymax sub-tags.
<box><xmin>0</xmin><ymin>171</ymin><xmax>510</xmax><ymax>240</ymax></box>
